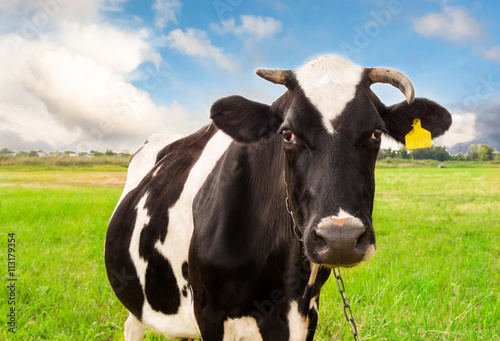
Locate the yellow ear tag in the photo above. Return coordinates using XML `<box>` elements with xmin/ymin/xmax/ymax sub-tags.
<box><xmin>405</xmin><ymin>118</ymin><xmax>432</xmax><ymax>150</ymax></box>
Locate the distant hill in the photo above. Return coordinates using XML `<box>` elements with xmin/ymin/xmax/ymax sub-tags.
<box><xmin>448</xmin><ymin>133</ymin><xmax>500</xmax><ymax>155</ymax></box>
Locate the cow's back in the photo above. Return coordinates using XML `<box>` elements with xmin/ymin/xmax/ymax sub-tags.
<box><xmin>114</xmin><ymin>132</ymin><xmax>184</xmax><ymax>211</ymax></box>
<box><xmin>105</xmin><ymin>124</ymin><xmax>231</xmax><ymax>339</ymax></box>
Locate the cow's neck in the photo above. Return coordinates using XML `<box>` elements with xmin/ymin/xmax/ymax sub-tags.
<box><xmin>195</xmin><ymin>131</ymin><xmax>330</xmax><ymax>301</ymax></box>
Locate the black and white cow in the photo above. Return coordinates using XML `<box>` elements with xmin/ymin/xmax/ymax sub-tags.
<box><xmin>105</xmin><ymin>55</ymin><xmax>451</xmax><ymax>341</ymax></box>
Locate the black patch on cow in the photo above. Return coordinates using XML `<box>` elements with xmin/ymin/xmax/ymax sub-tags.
<box><xmin>182</xmin><ymin>261</ymin><xmax>189</xmax><ymax>281</ymax></box>
<box><xmin>211</xmin><ymin>95</ymin><xmax>282</xmax><ymax>144</ymax></box>
<box><xmin>144</xmin><ymin>252</ymin><xmax>181</xmax><ymax>314</ymax></box>
<box><xmin>306</xmin><ymin>299</ymin><xmax>319</xmax><ymax>341</ymax></box>
<box><xmin>382</xmin><ymin>98</ymin><xmax>452</xmax><ymax>143</ymax></box>
<box><xmin>105</xmin><ymin>124</ymin><xmax>217</xmax><ymax>318</ymax></box>
<box><xmin>105</xmin><ymin>199</ymin><xmax>144</xmax><ymax>320</ymax></box>
<box><xmin>182</xmin><ymin>286</ymin><xmax>188</xmax><ymax>298</ymax></box>
<box><xmin>298</xmin><ymin>285</ymin><xmax>313</xmax><ymax>317</ymax></box>
<box><xmin>138</xmin><ymin>124</ymin><xmax>217</xmax><ymax>315</ymax></box>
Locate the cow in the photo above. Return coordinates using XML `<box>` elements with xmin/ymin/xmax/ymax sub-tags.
<box><xmin>105</xmin><ymin>55</ymin><xmax>452</xmax><ymax>341</ymax></box>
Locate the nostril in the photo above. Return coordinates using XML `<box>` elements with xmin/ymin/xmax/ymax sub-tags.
<box><xmin>312</xmin><ymin>229</ymin><xmax>328</xmax><ymax>253</ymax></box>
<box><xmin>354</xmin><ymin>230</ymin><xmax>369</xmax><ymax>252</ymax></box>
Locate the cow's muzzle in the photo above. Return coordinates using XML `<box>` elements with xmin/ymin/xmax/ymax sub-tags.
<box><xmin>305</xmin><ymin>216</ymin><xmax>375</xmax><ymax>267</ymax></box>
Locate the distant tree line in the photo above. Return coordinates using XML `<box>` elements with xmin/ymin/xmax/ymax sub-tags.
<box><xmin>1</xmin><ymin>144</ymin><xmax>498</xmax><ymax>162</ymax></box>
<box><xmin>377</xmin><ymin>144</ymin><xmax>498</xmax><ymax>161</ymax></box>
<box><xmin>0</xmin><ymin>148</ymin><xmax>131</xmax><ymax>158</ymax></box>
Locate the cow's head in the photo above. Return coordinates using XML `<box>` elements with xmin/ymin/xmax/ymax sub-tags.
<box><xmin>211</xmin><ymin>55</ymin><xmax>451</xmax><ymax>268</ymax></box>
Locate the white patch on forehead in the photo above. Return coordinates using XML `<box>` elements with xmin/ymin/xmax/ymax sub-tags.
<box><xmin>317</xmin><ymin>208</ymin><xmax>364</xmax><ymax>229</ymax></box>
<box><xmin>223</xmin><ymin>317</ymin><xmax>263</xmax><ymax>341</ymax></box>
<box><xmin>294</xmin><ymin>56</ymin><xmax>364</xmax><ymax>134</ymax></box>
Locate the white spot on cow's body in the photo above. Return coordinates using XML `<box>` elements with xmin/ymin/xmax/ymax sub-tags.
<box><xmin>136</xmin><ymin>131</ymin><xmax>233</xmax><ymax>339</ymax></box>
<box><xmin>124</xmin><ymin>313</ymin><xmax>147</xmax><ymax>341</ymax></box>
<box><xmin>310</xmin><ymin>296</ymin><xmax>318</xmax><ymax>311</ymax></box>
<box><xmin>223</xmin><ymin>317</ymin><xmax>263</xmax><ymax>341</ymax></box>
<box><xmin>288</xmin><ymin>301</ymin><xmax>309</xmax><ymax>341</ymax></box>
<box><xmin>294</xmin><ymin>56</ymin><xmax>364</xmax><ymax>134</ymax></box>
<box><xmin>363</xmin><ymin>244</ymin><xmax>376</xmax><ymax>262</ymax></box>
<box><xmin>151</xmin><ymin>165</ymin><xmax>162</xmax><ymax>178</ymax></box>
<box><xmin>129</xmin><ymin>193</ymin><xmax>151</xmax><ymax>289</ymax></box>
<box><xmin>317</xmin><ymin>208</ymin><xmax>364</xmax><ymax>229</ymax></box>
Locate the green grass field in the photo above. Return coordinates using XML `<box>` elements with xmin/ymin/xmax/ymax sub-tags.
<box><xmin>1</xmin><ymin>164</ymin><xmax>499</xmax><ymax>340</ymax></box>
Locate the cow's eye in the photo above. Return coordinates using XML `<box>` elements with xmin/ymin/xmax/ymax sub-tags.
<box><xmin>281</xmin><ymin>129</ymin><xmax>296</xmax><ymax>142</ymax></box>
<box><xmin>371</xmin><ymin>129</ymin><xmax>383</xmax><ymax>141</ymax></box>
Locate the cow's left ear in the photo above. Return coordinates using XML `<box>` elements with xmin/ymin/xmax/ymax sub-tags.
<box><xmin>380</xmin><ymin>98</ymin><xmax>452</xmax><ymax>143</ymax></box>
<box><xmin>210</xmin><ymin>95</ymin><xmax>281</xmax><ymax>143</ymax></box>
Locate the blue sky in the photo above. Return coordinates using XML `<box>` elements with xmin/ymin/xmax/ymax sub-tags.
<box><xmin>0</xmin><ymin>0</ymin><xmax>499</xmax><ymax>152</ymax></box>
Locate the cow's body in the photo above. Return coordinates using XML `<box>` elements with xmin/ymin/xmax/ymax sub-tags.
<box><xmin>107</xmin><ymin>125</ymin><xmax>329</xmax><ymax>340</ymax></box>
<box><xmin>105</xmin><ymin>56</ymin><xmax>452</xmax><ymax>340</ymax></box>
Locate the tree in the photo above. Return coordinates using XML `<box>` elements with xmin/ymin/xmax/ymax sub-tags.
<box><xmin>395</xmin><ymin>147</ymin><xmax>410</xmax><ymax>159</ymax></box>
<box><xmin>478</xmin><ymin>144</ymin><xmax>495</xmax><ymax>161</ymax></box>
<box><xmin>105</xmin><ymin>149</ymin><xmax>116</xmax><ymax>156</ymax></box>
<box><xmin>377</xmin><ymin>148</ymin><xmax>397</xmax><ymax>160</ymax></box>
<box><xmin>432</xmin><ymin>146</ymin><xmax>451</xmax><ymax>161</ymax></box>
<box><xmin>29</xmin><ymin>150</ymin><xmax>38</xmax><ymax>157</ymax></box>
<box><xmin>90</xmin><ymin>150</ymin><xmax>103</xmax><ymax>156</ymax></box>
<box><xmin>411</xmin><ymin>146</ymin><xmax>451</xmax><ymax>161</ymax></box>
<box><xmin>0</xmin><ymin>148</ymin><xmax>13</xmax><ymax>154</ymax></box>
<box><xmin>467</xmin><ymin>144</ymin><xmax>480</xmax><ymax>160</ymax></box>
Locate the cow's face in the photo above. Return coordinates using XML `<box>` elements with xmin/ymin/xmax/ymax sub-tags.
<box><xmin>211</xmin><ymin>55</ymin><xmax>452</xmax><ymax>268</ymax></box>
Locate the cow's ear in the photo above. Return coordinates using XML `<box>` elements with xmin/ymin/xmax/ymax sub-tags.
<box><xmin>210</xmin><ymin>95</ymin><xmax>281</xmax><ymax>143</ymax></box>
<box><xmin>381</xmin><ymin>98</ymin><xmax>452</xmax><ymax>144</ymax></box>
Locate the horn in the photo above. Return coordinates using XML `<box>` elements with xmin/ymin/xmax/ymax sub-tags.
<box><xmin>255</xmin><ymin>68</ymin><xmax>292</xmax><ymax>85</ymax></box>
<box><xmin>369</xmin><ymin>67</ymin><xmax>415</xmax><ymax>104</ymax></box>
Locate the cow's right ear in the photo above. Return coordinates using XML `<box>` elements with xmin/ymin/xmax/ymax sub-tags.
<box><xmin>210</xmin><ymin>95</ymin><xmax>281</xmax><ymax>143</ymax></box>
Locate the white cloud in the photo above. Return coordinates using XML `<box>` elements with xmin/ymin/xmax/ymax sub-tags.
<box><xmin>432</xmin><ymin>113</ymin><xmax>476</xmax><ymax>147</ymax></box>
<box><xmin>412</xmin><ymin>6</ymin><xmax>482</xmax><ymax>42</ymax></box>
<box><xmin>483</xmin><ymin>46</ymin><xmax>500</xmax><ymax>63</ymax></box>
<box><xmin>153</xmin><ymin>0</ymin><xmax>181</xmax><ymax>28</ymax></box>
<box><xmin>0</xmin><ymin>1</ymin><xmax>203</xmax><ymax>152</ymax></box>
<box><xmin>0</xmin><ymin>32</ymin><xmax>200</xmax><ymax>152</ymax></box>
<box><xmin>58</xmin><ymin>22</ymin><xmax>161</xmax><ymax>72</ymax></box>
<box><xmin>166</xmin><ymin>28</ymin><xmax>239</xmax><ymax>72</ymax></box>
<box><xmin>211</xmin><ymin>15</ymin><xmax>282</xmax><ymax>41</ymax></box>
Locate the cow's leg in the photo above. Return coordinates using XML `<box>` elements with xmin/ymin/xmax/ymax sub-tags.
<box><xmin>124</xmin><ymin>313</ymin><xmax>146</xmax><ymax>341</ymax></box>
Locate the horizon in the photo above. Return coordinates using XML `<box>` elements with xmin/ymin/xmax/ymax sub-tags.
<box><xmin>1</xmin><ymin>0</ymin><xmax>499</xmax><ymax>153</ymax></box>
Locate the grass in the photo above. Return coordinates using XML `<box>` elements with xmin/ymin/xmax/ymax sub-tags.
<box><xmin>317</xmin><ymin>167</ymin><xmax>500</xmax><ymax>340</ymax></box>
<box><xmin>1</xmin><ymin>165</ymin><xmax>498</xmax><ymax>340</ymax></box>
<box><xmin>0</xmin><ymin>155</ymin><xmax>132</xmax><ymax>167</ymax></box>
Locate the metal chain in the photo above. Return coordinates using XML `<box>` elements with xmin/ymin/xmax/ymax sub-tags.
<box><xmin>283</xmin><ymin>173</ymin><xmax>359</xmax><ymax>340</ymax></box>
<box><xmin>284</xmin><ymin>177</ymin><xmax>303</xmax><ymax>240</ymax></box>
<box><xmin>333</xmin><ymin>268</ymin><xmax>361</xmax><ymax>341</ymax></box>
